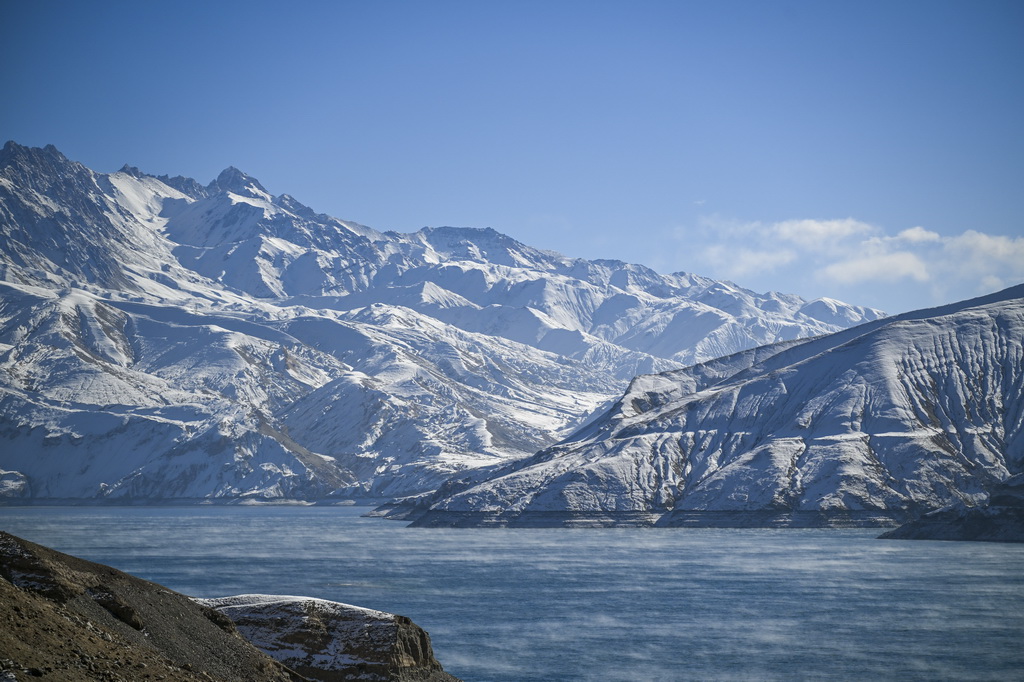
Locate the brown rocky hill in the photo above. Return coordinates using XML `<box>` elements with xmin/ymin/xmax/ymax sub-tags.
<box><xmin>0</xmin><ymin>531</ymin><xmax>458</xmax><ymax>681</ymax></box>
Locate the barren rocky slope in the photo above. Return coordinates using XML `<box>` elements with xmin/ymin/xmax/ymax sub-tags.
<box><xmin>0</xmin><ymin>531</ymin><xmax>298</xmax><ymax>681</ymax></box>
<box><xmin>0</xmin><ymin>531</ymin><xmax>458</xmax><ymax>681</ymax></box>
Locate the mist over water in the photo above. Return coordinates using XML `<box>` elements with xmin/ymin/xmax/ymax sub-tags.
<box><xmin>2</xmin><ymin>506</ymin><xmax>1022</xmax><ymax>681</ymax></box>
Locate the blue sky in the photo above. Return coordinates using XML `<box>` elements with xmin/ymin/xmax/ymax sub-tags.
<box><xmin>2</xmin><ymin>0</ymin><xmax>1022</xmax><ymax>314</ymax></box>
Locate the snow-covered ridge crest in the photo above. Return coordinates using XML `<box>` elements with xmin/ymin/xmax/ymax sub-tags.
<box><xmin>0</xmin><ymin>141</ymin><xmax>883</xmax><ymax>502</ymax></box>
<box><xmin>412</xmin><ymin>285</ymin><xmax>1024</xmax><ymax>527</ymax></box>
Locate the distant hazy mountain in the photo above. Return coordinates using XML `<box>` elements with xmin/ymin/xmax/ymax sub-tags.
<box><xmin>0</xmin><ymin>141</ymin><xmax>882</xmax><ymax>502</ymax></box>
<box><xmin>412</xmin><ymin>286</ymin><xmax>1023</xmax><ymax>527</ymax></box>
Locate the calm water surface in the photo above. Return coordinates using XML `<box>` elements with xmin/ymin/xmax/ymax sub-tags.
<box><xmin>1</xmin><ymin>506</ymin><xmax>1021</xmax><ymax>681</ymax></box>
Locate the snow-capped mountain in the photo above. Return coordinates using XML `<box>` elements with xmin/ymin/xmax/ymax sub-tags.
<box><xmin>411</xmin><ymin>286</ymin><xmax>1023</xmax><ymax>526</ymax></box>
<box><xmin>0</xmin><ymin>141</ymin><xmax>882</xmax><ymax>502</ymax></box>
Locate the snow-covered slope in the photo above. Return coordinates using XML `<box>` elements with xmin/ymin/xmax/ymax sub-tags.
<box><xmin>0</xmin><ymin>141</ymin><xmax>882</xmax><ymax>502</ymax></box>
<box><xmin>0</xmin><ymin>280</ymin><xmax>616</xmax><ymax>500</ymax></box>
<box><xmin>413</xmin><ymin>286</ymin><xmax>1024</xmax><ymax>527</ymax></box>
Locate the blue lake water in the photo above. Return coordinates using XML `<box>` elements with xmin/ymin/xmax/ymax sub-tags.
<box><xmin>1</xmin><ymin>505</ymin><xmax>1022</xmax><ymax>681</ymax></box>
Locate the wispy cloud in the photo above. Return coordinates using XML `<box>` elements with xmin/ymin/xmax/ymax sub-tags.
<box><xmin>942</xmin><ymin>229</ymin><xmax>1024</xmax><ymax>294</ymax></box>
<box><xmin>821</xmin><ymin>251</ymin><xmax>930</xmax><ymax>284</ymax></box>
<box><xmin>666</xmin><ymin>216</ymin><xmax>1024</xmax><ymax>312</ymax></box>
<box><xmin>701</xmin><ymin>245</ymin><xmax>796</xmax><ymax>277</ymax></box>
<box><xmin>893</xmin><ymin>226</ymin><xmax>942</xmax><ymax>244</ymax></box>
<box><xmin>773</xmin><ymin>218</ymin><xmax>876</xmax><ymax>253</ymax></box>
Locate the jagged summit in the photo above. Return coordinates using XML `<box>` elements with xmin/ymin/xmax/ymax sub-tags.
<box><xmin>0</xmin><ymin>140</ymin><xmax>90</xmax><ymax>194</ymax></box>
<box><xmin>117</xmin><ymin>163</ymin><xmax>145</xmax><ymax>178</ymax></box>
<box><xmin>0</xmin><ymin>142</ymin><xmax>886</xmax><ymax>503</ymax></box>
<box><xmin>1</xmin><ymin>141</ymin><xmax>73</xmax><ymax>166</ymax></box>
<box><xmin>1</xmin><ymin>140</ymin><xmax>23</xmax><ymax>157</ymax></box>
<box><xmin>209</xmin><ymin>165</ymin><xmax>271</xmax><ymax>198</ymax></box>
<box><xmin>2</xmin><ymin>140</ymin><xmax>55</xmax><ymax>156</ymax></box>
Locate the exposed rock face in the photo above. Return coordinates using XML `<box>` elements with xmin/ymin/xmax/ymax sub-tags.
<box><xmin>880</xmin><ymin>474</ymin><xmax>1024</xmax><ymax>542</ymax></box>
<box><xmin>0</xmin><ymin>531</ymin><xmax>298</xmax><ymax>681</ymax></box>
<box><xmin>198</xmin><ymin>595</ymin><xmax>459</xmax><ymax>682</ymax></box>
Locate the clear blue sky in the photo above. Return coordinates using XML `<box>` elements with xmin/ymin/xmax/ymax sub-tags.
<box><xmin>3</xmin><ymin>0</ymin><xmax>1022</xmax><ymax>313</ymax></box>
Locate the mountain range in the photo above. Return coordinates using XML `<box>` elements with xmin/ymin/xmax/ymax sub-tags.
<box><xmin>0</xmin><ymin>141</ymin><xmax>882</xmax><ymax>502</ymax></box>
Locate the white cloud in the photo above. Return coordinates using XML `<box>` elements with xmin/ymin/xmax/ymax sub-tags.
<box><xmin>894</xmin><ymin>226</ymin><xmax>941</xmax><ymax>243</ymax></box>
<box><xmin>981</xmin><ymin>274</ymin><xmax>1008</xmax><ymax>293</ymax></box>
<box><xmin>772</xmin><ymin>218</ymin><xmax>876</xmax><ymax>253</ymax></box>
<box><xmin>702</xmin><ymin>245</ymin><xmax>796</xmax><ymax>278</ymax></box>
<box><xmin>665</xmin><ymin>214</ymin><xmax>1024</xmax><ymax>312</ymax></box>
<box><xmin>821</xmin><ymin>251</ymin><xmax>931</xmax><ymax>284</ymax></box>
<box><xmin>946</xmin><ymin>230</ymin><xmax>1024</xmax><ymax>266</ymax></box>
<box><xmin>938</xmin><ymin>230</ymin><xmax>1024</xmax><ymax>295</ymax></box>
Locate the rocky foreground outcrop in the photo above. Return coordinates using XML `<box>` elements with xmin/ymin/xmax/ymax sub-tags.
<box><xmin>198</xmin><ymin>596</ymin><xmax>459</xmax><ymax>682</ymax></box>
<box><xmin>0</xmin><ymin>531</ymin><xmax>458</xmax><ymax>681</ymax></box>
<box><xmin>880</xmin><ymin>474</ymin><xmax>1024</xmax><ymax>543</ymax></box>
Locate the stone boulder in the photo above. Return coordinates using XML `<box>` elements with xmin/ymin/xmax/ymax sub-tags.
<box><xmin>198</xmin><ymin>595</ymin><xmax>459</xmax><ymax>682</ymax></box>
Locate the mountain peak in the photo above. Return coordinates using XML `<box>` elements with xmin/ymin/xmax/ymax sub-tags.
<box><xmin>0</xmin><ymin>141</ymin><xmax>93</xmax><ymax>200</ymax></box>
<box><xmin>118</xmin><ymin>164</ymin><xmax>145</xmax><ymax>178</ymax></box>
<box><xmin>1</xmin><ymin>141</ymin><xmax>70</xmax><ymax>169</ymax></box>
<box><xmin>208</xmin><ymin>166</ymin><xmax>270</xmax><ymax>198</ymax></box>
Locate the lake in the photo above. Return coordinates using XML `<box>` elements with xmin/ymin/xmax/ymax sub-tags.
<box><xmin>1</xmin><ymin>505</ymin><xmax>1021</xmax><ymax>681</ymax></box>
